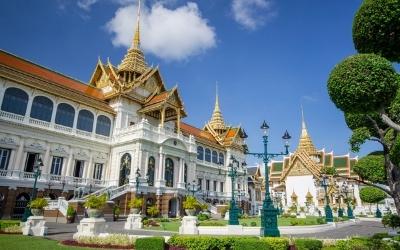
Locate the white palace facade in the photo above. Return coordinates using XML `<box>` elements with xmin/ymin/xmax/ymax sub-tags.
<box><xmin>0</xmin><ymin>16</ymin><xmax>248</xmax><ymax>219</ymax></box>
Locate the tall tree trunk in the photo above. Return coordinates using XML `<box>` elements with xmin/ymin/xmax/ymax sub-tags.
<box><xmin>384</xmin><ymin>153</ymin><xmax>400</xmax><ymax>214</ymax></box>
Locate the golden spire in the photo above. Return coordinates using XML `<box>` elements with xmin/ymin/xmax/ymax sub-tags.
<box><xmin>118</xmin><ymin>0</ymin><xmax>147</xmax><ymax>77</ymax></box>
<box><xmin>297</xmin><ymin>106</ymin><xmax>317</xmax><ymax>154</ymax></box>
<box><xmin>208</xmin><ymin>84</ymin><xmax>226</xmax><ymax>132</ymax></box>
<box><xmin>132</xmin><ymin>0</ymin><xmax>141</xmax><ymax>49</ymax></box>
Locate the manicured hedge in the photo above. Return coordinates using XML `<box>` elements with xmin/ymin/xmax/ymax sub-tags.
<box><xmin>135</xmin><ymin>237</ymin><xmax>164</xmax><ymax>250</ymax></box>
<box><xmin>168</xmin><ymin>235</ymin><xmax>289</xmax><ymax>250</ymax></box>
<box><xmin>293</xmin><ymin>238</ymin><xmax>323</xmax><ymax>250</ymax></box>
<box><xmin>0</xmin><ymin>221</ymin><xmax>20</xmax><ymax>230</ymax></box>
<box><xmin>335</xmin><ymin>237</ymin><xmax>399</xmax><ymax>250</ymax></box>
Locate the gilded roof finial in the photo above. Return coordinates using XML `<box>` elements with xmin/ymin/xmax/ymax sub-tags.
<box><xmin>208</xmin><ymin>82</ymin><xmax>226</xmax><ymax>132</ymax></box>
<box><xmin>297</xmin><ymin>106</ymin><xmax>317</xmax><ymax>154</ymax></box>
<box><xmin>132</xmin><ymin>0</ymin><xmax>141</xmax><ymax>49</ymax></box>
<box><xmin>118</xmin><ymin>0</ymin><xmax>147</xmax><ymax>76</ymax></box>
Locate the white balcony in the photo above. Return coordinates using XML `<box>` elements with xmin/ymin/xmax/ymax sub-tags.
<box><xmin>0</xmin><ymin>110</ymin><xmax>111</xmax><ymax>144</ymax></box>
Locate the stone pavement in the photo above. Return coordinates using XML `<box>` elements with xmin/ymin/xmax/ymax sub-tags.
<box><xmin>45</xmin><ymin>219</ymin><xmax>386</xmax><ymax>241</ymax></box>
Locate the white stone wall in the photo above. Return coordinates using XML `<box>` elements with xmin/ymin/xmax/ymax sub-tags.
<box><xmin>285</xmin><ymin>175</ymin><xmax>317</xmax><ymax>207</ymax></box>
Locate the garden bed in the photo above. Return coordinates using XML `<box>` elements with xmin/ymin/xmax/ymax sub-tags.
<box><xmin>61</xmin><ymin>240</ymin><xmax>133</xmax><ymax>249</ymax></box>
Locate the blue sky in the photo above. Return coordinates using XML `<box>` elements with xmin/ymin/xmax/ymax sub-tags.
<box><xmin>1</xmin><ymin>0</ymin><xmax>392</xmax><ymax>164</ymax></box>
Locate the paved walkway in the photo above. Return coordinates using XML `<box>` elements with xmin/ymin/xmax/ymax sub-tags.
<box><xmin>45</xmin><ymin>219</ymin><xmax>386</xmax><ymax>241</ymax></box>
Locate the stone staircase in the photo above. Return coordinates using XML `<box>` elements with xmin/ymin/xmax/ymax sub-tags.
<box><xmin>195</xmin><ymin>194</ymin><xmax>220</xmax><ymax>217</ymax></box>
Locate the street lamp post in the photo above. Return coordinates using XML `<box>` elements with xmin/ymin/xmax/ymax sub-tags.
<box><xmin>21</xmin><ymin>157</ymin><xmax>44</xmax><ymax>222</ymax></box>
<box><xmin>341</xmin><ymin>181</ymin><xmax>354</xmax><ymax>219</ymax></box>
<box><xmin>321</xmin><ymin>175</ymin><xmax>333</xmax><ymax>222</ymax></box>
<box><xmin>246</xmin><ymin>121</ymin><xmax>291</xmax><ymax>237</ymax></box>
<box><xmin>226</xmin><ymin>155</ymin><xmax>246</xmax><ymax>225</ymax></box>
<box><xmin>186</xmin><ymin>180</ymin><xmax>199</xmax><ymax>196</ymax></box>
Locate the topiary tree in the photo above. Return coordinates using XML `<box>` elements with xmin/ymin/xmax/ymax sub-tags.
<box><xmin>360</xmin><ymin>187</ymin><xmax>387</xmax><ymax>204</ymax></box>
<box><xmin>353</xmin><ymin>0</ymin><xmax>400</xmax><ymax>62</ymax></box>
<box><xmin>327</xmin><ymin>0</ymin><xmax>400</xmax><ymax>214</ymax></box>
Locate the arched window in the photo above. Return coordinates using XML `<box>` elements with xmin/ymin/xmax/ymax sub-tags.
<box><xmin>147</xmin><ymin>156</ymin><xmax>155</xmax><ymax>187</ymax></box>
<box><xmin>55</xmin><ymin>103</ymin><xmax>75</xmax><ymax>127</ymax></box>
<box><xmin>30</xmin><ymin>96</ymin><xmax>53</xmax><ymax>122</ymax></box>
<box><xmin>219</xmin><ymin>153</ymin><xmax>224</xmax><ymax>165</ymax></box>
<box><xmin>205</xmin><ymin>148</ymin><xmax>211</xmax><ymax>162</ymax></box>
<box><xmin>212</xmin><ymin>151</ymin><xmax>218</xmax><ymax>164</ymax></box>
<box><xmin>77</xmin><ymin>109</ymin><xmax>94</xmax><ymax>132</ymax></box>
<box><xmin>96</xmin><ymin>115</ymin><xmax>111</xmax><ymax>136</ymax></box>
<box><xmin>165</xmin><ymin>158</ymin><xmax>174</xmax><ymax>187</ymax></box>
<box><xmin>197</xmin><ymin>146</ymin><xmax>204</xmax><ymax>160</ymax></box>
<box><xmin>1</xmin><ymin>87</ymin><xmax>29</xmax><ymax>115</ymax></box>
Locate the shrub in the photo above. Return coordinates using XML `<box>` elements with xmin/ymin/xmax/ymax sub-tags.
<box><xmin>197</xmin><ymin>213</ymin><xmax>209</xmax><ymax>221</ymax></box>
<box><xmin>232</xmin><ymin>238</ymin><xmax>270</xmax><ymax>250</ymax></box>
<box><xmin>135</xmin><ymin>237</ymin><xmax>164</xmax><ymax>250</ymax></box>
<box><xmin>317</xmin><ymin>217</ymin><xmax>325</xmax><ymax>224</ymax></box>
<box><xmin>168</xmin><ymin>235</ymin><xmax>258</xmax><ymax>250</ymax></box>
<box><xmin>2</xmin><ymin>225</ymin><xmax>22</xmax><ymax>233</ymax></box>
<box><xmin>250</xmin><ymin>221</ymin><xmax>257</xmax><ymax>227</ymax></box>
<box><xmin>28</xmin><ymin>198</ymin><xmax>48</xmax><ymax>209</ymax></box>
<box><xmin>383</xmin><ymin>214</ymin><xmax>400</xmax><ymax>230</ymax></box>
<box><xmin>336</xmin><ymin>237</ymin><xmax>390</xmax><ymax>250</ymax></box>
<box><xmin>183</xmin><ymin>196</ymin><xmax>198</xmax><ymax>210</ymax></box>
<box><xmin>128</xmin><ymin>197</ymin><xmax>143</xmax><ymax>209</ymax></box>
<box><xmin>160</xmin><ymin>218</ymin><xmax>170</xmax><ymax>222</ymax></box>
<box><xmin>294</xmin><ymin>238</ymin><xmax>323</xmax><ymax>250</ymax></box>
<box><xmin>77</xmin><ymin>234</ymin><xmax>135</xmax><ymax>246</ymax></box>
<box><xmin>290</xmin><ymin>219</ymin><xmax>299</xmax><ymax>226</ymax></box>
<box><xmin>84</xmin><ymin>194</ymin><xmax>107</xmax><ymax>209</ymax></box>
<box><xmin>0</xmin><ymin>220</ymin><xmax>20</xmax><ymax>230</ymax></box>
<box><xmin>260</xmin><ymin>237</ymin><xmax>289</xmax><ymax>250</ymax></box>
<box><xmin>372</xmin><ymin>232</ymin><xmax>391</xmax><ymax>239</ymax></box>
<box><xmin>67</xmin><ymin>206</ymin><xmax>76</xmax><ymax>217</ymax></box>
<box><xmin>147</xmin><ymin>205</ymin><xmax>159</xmax><ymax>218</ymax></box>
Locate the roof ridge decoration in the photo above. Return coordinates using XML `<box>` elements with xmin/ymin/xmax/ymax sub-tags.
<box><xmin>297</xmin><ymin>106</ymin><xmax>317</xmax><ymax>155</ymax></box>
<box><xmin>118</xmin><ymin>0</ymin><xmax>148</xmax><ymax>76</ymax></box>
<box><xmin>280</xmin><ymin>151</ymin><xmax>321</xmax><ymax>180</ymax></box>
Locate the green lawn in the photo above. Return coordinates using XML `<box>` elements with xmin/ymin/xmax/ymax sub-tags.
<box><xmin>0</xmin><ymin>235</ymin><xmax>95</xmax><ymax>250</ymax></box>
<box><xmin>144</xmin><ymin>216</ymin><xmax>326</xmax><ymax>232</ymax></box>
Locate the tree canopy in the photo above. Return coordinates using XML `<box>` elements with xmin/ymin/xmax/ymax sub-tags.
<box><xmin>327</xmin><ymin>53</ymin><xmax>398</xmax><ymax>113</ymax></box>
<box><xmin>359</xmin><ymin>186</ymin><xmax>387</xmax><ymax>204</ymax></box>
<box><xmin>353</xmin><ymin>152</ymin><xmax>386</xmax><ymax>185</ymax></box>
<box><xmin>353</xmin><ymin>0</ymin><xmax>400</xmax><ymax>62</ymax></box>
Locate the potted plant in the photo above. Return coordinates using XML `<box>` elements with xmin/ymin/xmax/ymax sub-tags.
<box><xmin>84</xmin><ymin>194</ymin><xmax>107</xmax><ymax>218</ymax></box>
<box><xmin>147</xmin><ymin>205</ymin><xmax>159</xmax><ymax>218</ymax></box>
<box><xmin>66</xmin><ymin>206</ymin><xmax>76</xmax><ymax>223</ymax></box>
<box><xmin>113</xmin><ymin>205</ymin><xmax>120</xmax><ymax>221</ymax></box>
<box><xmin>200</xmin><ymin>203</ymin><xmax>208</xmax><ymax>212</ymax></box>
<box><xmin>128</xmin><ymin>197</ymin><xmax>143</xmax><ymax>214</ymax></box>
<box><xmin>183</xmin><ymin>196</ymin><xmax>198</xmax><ymax>216</ymax></box>
<box><xmin>28</xmin><ymin>198</ymin><xmax>48</xmax><ymax>216</ymax></box>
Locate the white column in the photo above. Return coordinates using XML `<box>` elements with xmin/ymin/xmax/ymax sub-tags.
<box><xmin>92</xmin><ymin>113</ymin><xmax>98</xmax><ymax>137</ymax></box>
<box><xmin>85</xmin><ymin>154</ymin><xmax>94</xmax><ymax>180</ymax></box>
<box><xmin>65</xmin><ymin>151</ymin><xmax>74</xmax><ymax>177</ymax></box>
<box><xmin>155</xmin><ymin>152</ymin><xmax>165</xmax><ymax>187</ymax></box>
<box><xmin>50</xmin><ymin>101</ymin><xmax>58</xmax><ymax>124</ymax></box>
<box><xmin>144</xmin><ymin>151</ymin><xmax>149</xmax><ymax>174</ymax></box>
<box><xmin>25</xmin><ymin>93</ymin><xmax>34</xmax><ymax>119</ymax></box>
<box><xmin>12</xmin><ymin>138</ymin><xmax>25</xmax><ymax>172</ymax></box>
<box><xmin>43</xmin><ymin>144</ymin><xmax>51</xmax><ymax>174</ymax></box>
<box><xmin>0</xmin><ymin>83</ymin><xmax>5</xmax><ymax>108</ymax></box>
<box><xmin>61</xmin><ymin>155</ymin><xmax>68</xmax><ymax>177</ymax></box>
<box><xmin>72</xmin><ymin>106</ymin><xmax>79</xmax><ymax>130</ymax></box>
<box><xmin>177</xmin><ymin>158</ymin><xmax>185</xmax><ymax>189</ymax></box>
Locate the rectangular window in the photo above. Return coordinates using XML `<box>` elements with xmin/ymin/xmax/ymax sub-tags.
<box><xmin>50</xmin><ymin>156</ymin><xmax>63</xmax><ymax>175</ymax></box>
<box><xmin>213</xmin><ymin>181</ymin><xmax>217</xmax><ymax>192</ymax></box>
<box><xmin>0</xmin><ymin>148</ymin><xmax>11</xmax><ymax>170</ymax></box>
<box><xmin>73</xmin><ymin>160</ymin><xmax>84</xmax><ymax>178</ymax></box>
<box><xmin>25</xmin><ymin>152</ymin><xmax>40</xmax><ymax>172</ymax></box>
<box><xmin>220</xmin><ymin>182</ymin><xmax>224</xmax><ymax>193</ymax></box>
<box><xmin>198</xmin><ymin>178</ymin><xmax>203</xmax><ymax>191</ymax></box>
<box><xmin>93</xmin><ymin>163</ymin><xmax>103</xmax><ymax>180</ymax></box>
<box><xmin>206</xmin><ymin>179</ymin><xmax>210</xmax><ymax>191</ymax></box>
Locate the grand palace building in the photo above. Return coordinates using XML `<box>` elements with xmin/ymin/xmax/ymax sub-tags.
<box><xmin>0</xmin><ymin>13</ymin><xmax>249</xmax><ymax>219</ymax></box>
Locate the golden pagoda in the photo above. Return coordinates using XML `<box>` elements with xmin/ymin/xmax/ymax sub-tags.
<box><xmin>297</xmin><ymin>108</ymin><xmax>317</xmax><ymax>155</ymax></box>
<box><xmin>118</xmin><ymin>0</ymin><xmax>148</xmax><ymax>82</ymax></box>
<box><xmin>208</xmin><ymin>88</ymin><xmax>226</xmax><ymax>134</ymax></box>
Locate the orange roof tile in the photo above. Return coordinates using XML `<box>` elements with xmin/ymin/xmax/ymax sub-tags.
<box><xmin>180</xmin><ymin>122</ymin><xmax>220</xmax><ymax>146</ymax></box>
<box><xmin>146</xmin><ymin>91</ymin><xmax>170</xmax><ymax>106</ymax></box>
<box><xmin>0</xmin><ymin>50</ymin><xmax>105</xmax><ymax>100</ymax></box>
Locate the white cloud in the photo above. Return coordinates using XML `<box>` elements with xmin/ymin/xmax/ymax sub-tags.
<box><xmin>106</xmin><ymin>2</ymin><xmax>216</xmax><ymax>61</ymax></box>
<box><xmin>232</xmin><ymin>0</ymin><xmax>277</xmax><ymax>30</ymax></box>
<box><xmin>77</xmin><ymin>0</ymin><xmax>99</xmax><ymax>11</ymax></box>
